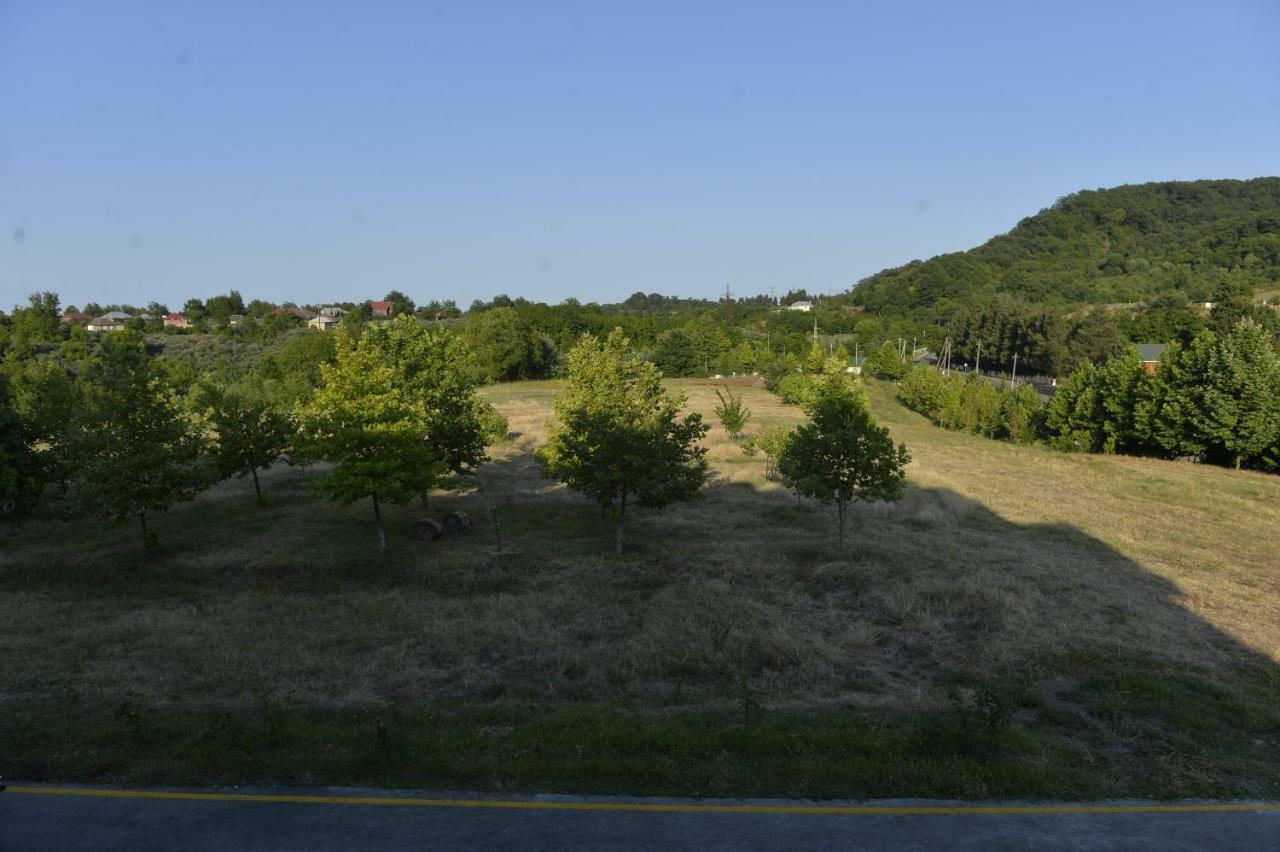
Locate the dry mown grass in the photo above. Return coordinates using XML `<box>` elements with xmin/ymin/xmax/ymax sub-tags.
<box><xmin>3</xmin><ymin>377</ymin><xmax>1276</xmax><ymax>727</ymax></box>
<box><xmin>5</xmin><ymin>376</ymin><xmax>1274</xmax><ymax>706</ymax></box>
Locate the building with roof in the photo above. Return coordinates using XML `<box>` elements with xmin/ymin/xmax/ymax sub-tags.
<box><xmin>1136</xmin><ymin>343</ymin><xmax>1167</xmax><ymax>374</ymax></box>
<box><xmin>87</xmin><ymin>311</ymin><xmax>132</xmax><ymax>332</ymax></box>
<box><xmin>308</xmin><ymin>314</ymin><xmax>340</xmax><ymax>331</ymax></box>
<box><xmin>787</xmin><ymin>300</ymin><xmax>813</xmax><ymax>312</ymax></box>
<box><xmin>60</xmin><ymin>311</ymin><xmax>92</xmax><ymax>323</ymax></box>
<box><xmin>163</xmin><ymin>313</ymin><xmax>190</xmax><ymax>329</ymax></box>
<box><xmin>369</xmin><ymin>299</ymin><xmax>393</xmax><ymax>317</ymax></box>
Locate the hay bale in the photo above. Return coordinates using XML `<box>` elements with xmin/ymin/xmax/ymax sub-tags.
<box><xmin>444</xmin><ymin>511</ymin><xmax>472</xmax><ymax>534</ymax></box>
<box><xmin>415</xmin><ymin>517</ymin><xmax>444</xmax><ymax>541</ymax></box>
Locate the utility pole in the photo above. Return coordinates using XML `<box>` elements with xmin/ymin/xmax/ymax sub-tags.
<box><xmin>975</xmin><ymin>341</ymin><xmax>982</xmax><ymax>375</ymax></box>
<box><xmin>722</xmin><ymin>283</ymin><xmax>733</xmax><ymax>325</ymax></box>
<box><xmin>1011</xmin><ymin>353</ymin><xmax>1019</xmax><ymax>387</ymax></box>
<box><xmin>813</xmin><ymin>318</ymin><xmax>818</xmax><ymax>345</ymax></box>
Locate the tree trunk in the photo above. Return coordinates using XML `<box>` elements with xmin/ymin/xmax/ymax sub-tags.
<box><xmin>371</xmin><ymin>492</ymin><xmax>386</xmax><ymax>551</ymax></box>
<box><xmin>615</xmin><ymin>492</ymin><xmax>627</xmax><ymax>555</ymax></box>
<box><xmin>837</xmin><ymin>501</ymin><xmax>846</xmax><ymax>554</ymax></box>
<box><xmin>1235</xmin><ymin>455</ymin><xmax>1242</xmax><ymax>471</ymax></box>
<box><xmin>138</xmin><ymin>510</ymin><xmax>148</xmax><ymax>548</ymax></box>
<box><xmin>251</xmin><ymin>467</ymin><xmax>263</xmax><ymax>505</ymax></box>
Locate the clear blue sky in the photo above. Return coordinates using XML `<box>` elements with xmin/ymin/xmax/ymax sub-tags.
<box><xmin>2</xmin><ymin>1</ymin><xmax>1278</xmax><ymax>311</ymax></box>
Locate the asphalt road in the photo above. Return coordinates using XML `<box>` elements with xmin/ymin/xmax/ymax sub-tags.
<box><xmin>3</xmin><ymin>784</ymin><xmax>1278</xmax><ymax>851</ymax></box>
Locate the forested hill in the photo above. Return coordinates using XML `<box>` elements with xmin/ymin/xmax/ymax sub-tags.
<box><xmin>853</xmin><ymin>178</ymin><xmax>1280</xmax><ymax>315</ymax></box>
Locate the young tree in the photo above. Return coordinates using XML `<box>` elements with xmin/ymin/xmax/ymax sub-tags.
<box><xmin>66</xmin><ymin>332</ymin><xmax>210</xmax><ymax>548</ymax></box>
<box><xmin>300</xmin><ymin>326</ymin><xmax>443</xmax><ymax>550</ymax></box>
<box><xmin>755</xmin><ymin>424</ymin><xmax>794</xmax><ymax>481</ymax></box>
<box><xmin>713</xmin><ymin>386</ymin><xmax>751</xmax><ymax>440</ymax></box>
<box><xmin>898</xmin><ymin>365</ymin><xmax>947</xmax><ymax>421</ymax></box>
<box><xmin>5</xmin><ymin>357</ymin><xmax>82</xmax><ymax>492</ymax></box>
<box><xmin>777</xmin><ymin>378</ymin><xmax>910</xmax><ymax>552</ymax></box>
<box><xmin>864</xmin><ymin>340</ymin><xmax>906</xmax><ymax>379</ymax></box>
<box><xmin>359</xmin><ymin>317</ymin><xmax>506</xmax><ymax>493</ymax></box>
<box><xmin>538</xmin><ymin>329</ymin><xmax>709</xmax><ymax>554</ymax></box>
<box><xmin>196</xmin><ymin>382</ymin><xmax>295</xmax><ymax>505</ymax></box>
<box><xmin>1137</xmin><ymin>336</ymin><xmax>1214</xmax><ymax>460</ymax></box>
<box><xmin>1093</xmin><ymin>349</ymin><xmax>1151</xmax><ymax>454</ymax></box>
<box><xmin>999</xmin><ymin>383</ymin><xmax>1042</xmax><ymax>443</ymax></box>
<box><xmin>1042</xmin><ymin>363</ymin><xmax>1102</xmax><ymax>452</ymax></box>
<box><xmin>1207</xmin><ymin>278</ymin><xmax>1254</xmax><ymax>337</ymax></box>
<box><xmin>1197</xmin><ymin>319</ymin><xmax>1280</xmax><ymax>469</ymax></box>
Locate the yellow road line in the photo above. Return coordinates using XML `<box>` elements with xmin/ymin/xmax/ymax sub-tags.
<box><xmin>4</xmin><ymin>787</ymin><xmax>1279</xmax><ymax>815</ymax></box>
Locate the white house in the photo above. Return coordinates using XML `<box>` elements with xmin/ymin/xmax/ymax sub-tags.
<box><xmin>787</xmin><ymin>301</ymin><xmax>813</xmax><ymax>312</ymax></box>
<box><xmin>308</xmin><ymin>314</ymin><xmax>340</xmax><ymax>331</ymax></box>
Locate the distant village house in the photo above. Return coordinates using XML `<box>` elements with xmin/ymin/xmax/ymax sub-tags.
<box><xmin>86</xmin><ymin>311</ymin><xmax>132</xmax><ymax>332</ymax></box>
<box><xmin>788</xmin><ymin>300</ymin><xmax>813</xmax><ymax>312</ymax></box>
<box><xmin>369</xmin><ymin>300</ymin><xmax>393</xmax><ymax>317</ymax></box>
<box><xmin>308</xmin><ymin>314</ymin><xmax>340</xmax><ymax>331</ymax></box>
<box><xmin>163</xmin><ymin>313</ymin><xmax>190</xmax><ymax>328</ymax></box>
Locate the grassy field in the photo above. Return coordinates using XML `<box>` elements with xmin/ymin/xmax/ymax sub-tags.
<box><xmin>2</xmin><ymin>378</ymin><xmax>1278</xmax><ymax>799</ymax></box>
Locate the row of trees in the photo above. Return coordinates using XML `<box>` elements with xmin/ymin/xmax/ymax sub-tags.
<box><xmin>897</xmin><ymin>368</ymin><xmax>1042</xmax><ymax>443</ymax></box>
<box><xmin>540</xmin><ymin>332</ymin><xmax>910</xmax><ymax>555</ymax></box>
<box><xmin>893</xmin><ymin>319</ymin><xmax>1280</xmax><ymax>474</ymax></box>
<box><xmin>1042</xmin><ymin>320</ymin><xmax>1280</xmax><ymax>470</ymax></box>
<box><xmin>4</xmin><ymin>314</ymin><xmax>911</xmax><ymax>555</ymax></box>
<box><xmin>1</xmin><ymin>318</ymin><xmax>507</xmax><ymax>549</ymax></box>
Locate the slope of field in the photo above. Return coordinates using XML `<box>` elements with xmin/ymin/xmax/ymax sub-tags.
<box><xmin>1</xmin><ymin>379</ymin><xmax>1277</xmax><ymax>799</ymax></box>
<box><xmin>854</xmin><ymin>177</ymin><xmax>1280</xmax><ymax>311</ymax></box>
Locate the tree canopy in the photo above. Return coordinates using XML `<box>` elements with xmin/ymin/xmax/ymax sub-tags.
<box><xmin>538</xmin><ymin>329</ymin><xmax>709</xmax><ymax>553</ymax></box>
<box><xmin>777</xmin><ymin>377</ymin><xmax>910</xmax><ymax>552</ymax></box>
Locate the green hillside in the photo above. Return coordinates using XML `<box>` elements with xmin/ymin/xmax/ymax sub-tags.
<box><xmin>854</xmin><ymin>178</ymin><xmax>1280</xmax><ymax>315</ymax></box>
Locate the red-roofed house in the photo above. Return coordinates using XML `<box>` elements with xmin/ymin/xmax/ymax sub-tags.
<box><xmin>60</xmin><ymin>311</ymin><xmax>92</xmax><ymax>323</ymax></box>
<box><xmin>271</xmin><ymin>305</ymin><xmax>315</xmax><ymax>319</ymax></box>
<box><xmin>163</xmin><ymin>313</ymin><xmax>190</xmax><ymax>329</ymax></box>
<box><xmin>369</xmin><ymin>300</ymin><xmax>393</xmax><ymax>317</ymax></box>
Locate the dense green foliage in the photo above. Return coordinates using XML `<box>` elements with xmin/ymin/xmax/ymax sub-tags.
<box><xmin>856</xmin><ymin>178</ymin><xmax>1280</xmax><ymax>314</ymax></box>
<box><xmin>299</xmin><ymin>324</ymin><xmax>448</xmax><ymax>550</ymax></box>
<box><xmin>0</xmin><ymin>372</ymin><xmax>42</xmax><ymax>517</ymax></box>
<box><xmin>898</xmin><ymin>367</ymin><xmax>1042</xmax><ymax>443</ymax></box>
<box><xmin>537</xmin><ymin>330</ymin><xmax>710</xmax><ymax>553</ymax></box>
<box><xmin>63</xmin><ymin>332</ymin><xmax>211</xmax><ymax>547</ymax></box>
<box><xmin>864</xmin><ymin>340</ymin><xmax>908</xmax><ymax>379</ymax></box>
<box><xmin>462</xmin><ymin>307</ymin><xmax>553</xmax><ymax>383</ymax></box>
<box><xmin>1039</xmin><ymin>321</ymin><xmax>1280</xmax><ymax>470</ymax></box>
<box><xmin>361</xmin><ymin>317</ymin><xmax>507</xmax><ymax>489</ymax></box>
<box><xmin>195</xmin><ymin>382</ymin><xmax>295</xmax><ymax>505</ymax></box>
